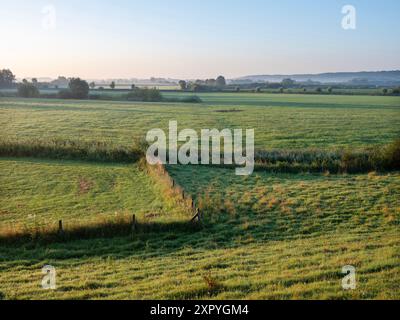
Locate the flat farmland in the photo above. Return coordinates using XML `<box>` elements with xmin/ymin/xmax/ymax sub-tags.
<box><xmin>0</xmin><ymin>93</ymin><xmax>399</xmax><ymax>300</ymax></box>
<box><xmin>0</xmin><ymin>93</ymin><xmax>399</xmax><ymax>149</ymax></box>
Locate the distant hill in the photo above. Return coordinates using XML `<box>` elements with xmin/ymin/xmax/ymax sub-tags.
<box><xmin>234</xmin><ymin>70</ymin><xmax>400</xmax><ymax>86</ymax></box>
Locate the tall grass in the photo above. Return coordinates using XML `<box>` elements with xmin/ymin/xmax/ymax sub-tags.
<box><xmin>1</xmin><ymin>138</ymin><xmax>399</xmax><ymax>173</ymax></box>
<box><xmin>0</xmin><ymin>138</ymin><xmax>145</xmax><ymax>163</ymax></box>
<box><xmin>141</xmin><ymin>159</ymin><xmax>198</xmax><ymax>218</ymax></box>
<box><xmin>252</xmin><ymin>139</ymin><xmax>400</xmax><ymax>173</ymax></box>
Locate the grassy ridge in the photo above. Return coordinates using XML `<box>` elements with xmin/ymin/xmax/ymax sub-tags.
<box><xmin>0</xmin><ymin>138</ymin><xmax>144</xmax><ymax>163</ymax></box>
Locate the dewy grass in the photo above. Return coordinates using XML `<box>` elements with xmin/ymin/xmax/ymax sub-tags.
<box><xmin>0</xmin><ymin>158</ymin><xmax>188</xmax><ymax>231</ymax></box>
<box><xmin>0</xmin><ymin>166</ymin><xmax>398</xmax><ymax>299</ymax></box>
<box><xmin>1</xmin><ymin>94</ymin><xmax>399</xmax><ymax>150</ymax></box>
<box><xmin>0</xmin><ymin>94</ymin><xmax>399</xmax><ymax>300</ymax></box>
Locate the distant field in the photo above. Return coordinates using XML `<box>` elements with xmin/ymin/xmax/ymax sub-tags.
<box><xmin>1</xmin><ymin>93</ymin><xmax>399</xmax><ymax>149</ymax></box>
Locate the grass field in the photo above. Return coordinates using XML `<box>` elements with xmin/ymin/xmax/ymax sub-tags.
<box><xmin>0</xmin><ymin>93</ymin><xmax>399</xmax><ymax>149</ymax></box>
<box><xmin>0</xmin><ymin>158</ymin><xmax>187</xmax><ymax>232</ymax></box>
<box><xmin>0</xmin><ymin>167</ymin><xmax>398</xmax><ymax>299</ymax></box>
<box><xmin>0</xmin><ymin>93</ymin><xmax>399</xmax><ymax>300</ymax></box>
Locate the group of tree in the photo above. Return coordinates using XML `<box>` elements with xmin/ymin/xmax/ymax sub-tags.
<box><xmin>0</xmin><ymin>69</ymin><xmax>16</xmax><ymax>88</ymax></box>
<box><xmin>58</xmin><ymin>78</ymin><xmax>90</xmax><ymax>99</ymax></box>
<box><xmin>178</xmin><ymin>76</ymin><xmax>226</xmax><ymax>92</ymax></box>
<box><xmin>17</xmin><ymin>80</ymin><xmax>40</xmax><ymax>98</ymax></box>
<box><xmin>126</xmin><ymin>87</ymin><xmax>162</xmax><ymax>102</ymax></box>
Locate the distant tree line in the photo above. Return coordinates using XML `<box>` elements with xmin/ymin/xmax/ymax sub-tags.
<box><xmin>178</xmin><ymin>76</ymin><xmax>226</xmax><ymax>92</ymax></box>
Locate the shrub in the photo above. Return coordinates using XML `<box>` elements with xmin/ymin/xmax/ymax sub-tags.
<box><xmin>17</xmin><ymin>83</ymin><xmax>39</xmax><ymax>98</ymax></box>
<box><xmin>178</xmin><ymin>95</ymin><xmax>202</xmax><ymax>103</ymax></box>
<box><xmin>68</xmin><ymin>78</ymin><xmax>89</xmax><ymax>99</ymax></box>
<box><xmin>381</xmin><ymin>139</ymin><xmax>400</xmax><ymax>170</ymax></box>
<box><xmin>58</xmin><ymin>89</ymin><xmax>73</xmax><ymax>99</ymax></box>
<box><xmin>126</xmin><ymin>87</ymin><xmax>162</xmax><ymax>102</ymax></box>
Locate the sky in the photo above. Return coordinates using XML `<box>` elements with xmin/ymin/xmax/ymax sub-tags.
<box><xmin>1</xmin><ymin>0</ymin><xmax>399</xmax><ymax>79</ymax></box>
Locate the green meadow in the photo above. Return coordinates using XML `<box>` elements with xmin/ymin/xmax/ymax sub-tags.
<box><xmin>0</xmin><ymin>158</ymin><xmax>186</xmax><ymax>232</ymax></box>
<box><xmin>1</xmin><ymin>93</ymin><xmax>399</xmax><ymax>149</ymax></box>
<box><xmin>0</xmin><ymin>92</ymin><xmax>399</xmax><ymax>299</ymax></box>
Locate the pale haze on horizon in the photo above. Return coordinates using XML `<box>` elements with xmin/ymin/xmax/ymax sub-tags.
<box><xmin>1</xmin><ymin>0</ymin><xmax>399</xmax><ymax>80</ymax></box>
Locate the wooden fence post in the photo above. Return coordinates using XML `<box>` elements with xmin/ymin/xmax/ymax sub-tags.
<box><xmin>132</xmin><ymin>214</ymin><xmax>136</xmax><ymax>232</ymax></box>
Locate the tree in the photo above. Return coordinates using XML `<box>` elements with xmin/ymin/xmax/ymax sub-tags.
<box><xmin>382</xmin><ymin>88</ymin><xmax>388</xmax><ymax>95</ymax></box>
<box><xmin>89</xmin><ymin>82</ymin><xmax>96</xmax><ymax>89</ymax></box>
<box><xmin>110</xmin><ymin>81</ymin><xmax>116</xmax><ymax>90</ymax></box>
<box><xmin>392</xmin><ymin>87</ymin><xmax>400</xmax><ymax>94</ymax></box>
<box><xmin>0</xmin><ymin>69</ymin><xmax>16</xmax><ymax>88</ymax></box>
<box><xmin>279</xmin><ymin>87</ymin><xmax>284</xmax><ymax>93</ymax></box>
<box><xmin>31</xmin><ymin>78</ymin><xmax>38</xmax><ymax>86</ymax></box>
<box><xmin>328</xmin><ymin>87</ymin><xmax>333</xmax><ymax>93</ymax></box>
<box><xmin>192</xmin><ymin>84</ymin><xmax>200</xmax><ymax>92</ymax></box>
<box><xmin>281</xmin><ymin>78</ymin><xmax>295</xmax><ymax>88</ymax></box>
<box><xmin>205</xmin><ymin>79</ymin><xmax>216</xmax><ymax>86</ymax></box>
<box><xmin>68</xmin><ymin>78</ymin><xmax>89</xmax><ymax>99</ymax></box>
<box><xmin>131</xmin><ymin>84</ymin><xmax>136</xmax><ymax>90</ymax></box>
<box><xmin>18</xmin><ymin>82</ymin><xmax>39</xmax><ymax>98</ymax></box>
<box><xmin>235</xmin><ymin>87</ymin><xmax>240</xmax><ymax>92</ymax></box>
<box><xmin>178</xmin><ymin>80</ymin><xmax>187</xmax><ymax>91</ymax></box>
<box><xmin>216</xmin><ymin>76</ymin><xmax>226</xmax><ymax>87</ymax></box>
<box><xmin>316</xmin><ymin>87</ymin><xmax>322</xmax><ymax>93</ymax></box>
<box><xmin>255</xmin><ymin>87</ymin><xmax>261</xmax><ymax>93</ymax></box>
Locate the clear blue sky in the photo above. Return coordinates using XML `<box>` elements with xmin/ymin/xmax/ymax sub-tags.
<box><xmin>1</xmin><ymin>0</ymin><xmax>399</xmax><ymax>79</ymax></box>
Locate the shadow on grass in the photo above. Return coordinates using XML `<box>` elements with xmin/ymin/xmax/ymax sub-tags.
<box><xmin>0</xmin><ymin>219</ymin><xmax>202</xmax><ymax>246</ymax></box>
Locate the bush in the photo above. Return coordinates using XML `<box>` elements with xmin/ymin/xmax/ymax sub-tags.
<box><xmin>17</xmin><ymin>83</ymin><xmax>39</xmax><ymax>98</ymax></box>
<box><xmin>178</xmin><ymin>95</ymin><xmax>202</xmax><ymax>103</ymax></box>
<box><xmin>58</xmin><ymin>89</ymin><xmax>73</xmax><ymax>99</ymax></box>
<box><xmin>68</xmin><ymin>78</ymin><xmax>89</xmax><ymax>99</ymax></box>
<box><xmin>126</xmin><ymin>88</ymin><xmax>162</xmax><ymax>102</ymax></box>
<box><xmin>381</xmin><ymin>139</ymin><xmax>400</xmax><ymax>170</ymax></box>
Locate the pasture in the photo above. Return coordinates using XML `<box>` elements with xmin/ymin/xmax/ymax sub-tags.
<box><xmin>0</xmin><ymin>92</ymin><xmax>399</xmax><ymax>300</ymax></box>
<box><xmin>0</xmin><ymin>93</ymin><xmax>399</xmax><ymax>149</ymax></box>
